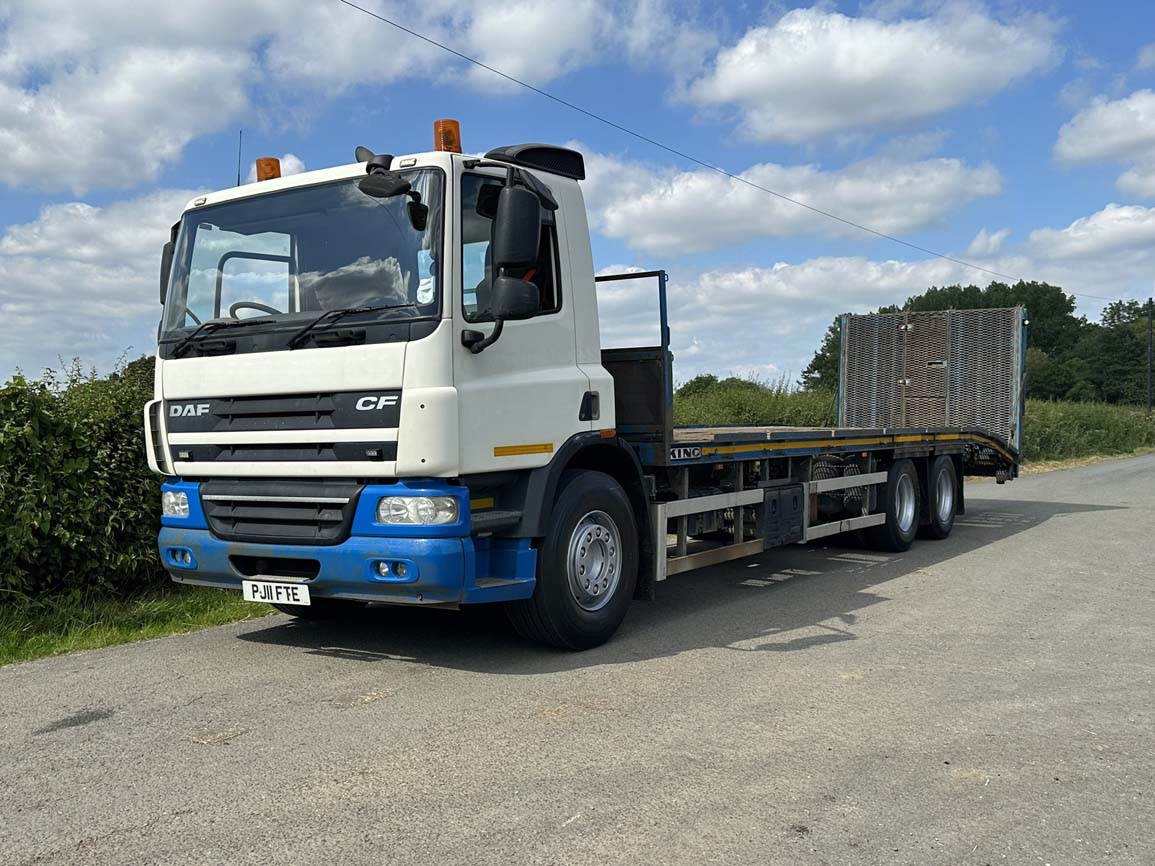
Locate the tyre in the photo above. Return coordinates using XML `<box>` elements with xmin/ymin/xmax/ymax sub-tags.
<box><xmin>506</xmin><ymin>470</ymin><xmax>639</xmax><ymax>650</ymax></box>
<box><xmin>272</xmin><ymin>597</ymin><xmax>366</xmax><ymax>619</ymax></box>
<box><xmin>868</xmin><ymin>459</ymin><xmax>920</xmax><ymax>552</ymax></box>
<box><xmin>920</xmin><ymin>455</ymin><xmax>957</xmax><ymax>540</ymax></box>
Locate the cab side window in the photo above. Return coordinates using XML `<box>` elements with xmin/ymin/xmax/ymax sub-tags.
<box><xmin>460</xmin><ymin>173</ymin><xmax>561</xmax><ymax>323</ymax></box>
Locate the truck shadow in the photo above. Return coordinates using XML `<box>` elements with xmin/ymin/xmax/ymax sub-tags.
<box><xmin>236</xmin><ymin>497</ymin><xmax>1120</xmax><ymax>673</ymax></box>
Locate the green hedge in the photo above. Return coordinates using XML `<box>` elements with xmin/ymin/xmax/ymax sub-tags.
<box><xmin>1021</xmin><ymin>399</ymin><xmax>1155</xmax><ymax>461</ymax></box>
<box><xmin>675</xmin><ymin>375</ymin><xmax>837</xmax><ymax>427</ymax></box>
<box><xmin>0</xmin><ymin>359</ymin><xmax>162</xmax><ymax>602</ymax></box>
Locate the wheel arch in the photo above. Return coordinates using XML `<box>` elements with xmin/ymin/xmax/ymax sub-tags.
<box><xmin>511</xmin><ymin>433</ymin><xmax>655</xmax><ymax>599</ymax></box>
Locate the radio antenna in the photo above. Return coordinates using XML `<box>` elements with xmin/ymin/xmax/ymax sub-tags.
<box><xmin>235</xmin><ymin>130</ymin><xmax>243</xmax><ymax>186</ymax></box>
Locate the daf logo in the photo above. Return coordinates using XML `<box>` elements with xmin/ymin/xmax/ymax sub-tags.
<box><xmin>355</xmin><ymin>395</ymin><xmax>399</xmax><ymax>411</ymax></box>
<box><xmin>170</xmin><ymin>403</ymin><xmax>211</xmax><ymax>418</ymax></box>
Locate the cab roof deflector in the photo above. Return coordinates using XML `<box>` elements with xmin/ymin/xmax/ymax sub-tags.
<box><xmin>482</xmin><ymin>144</ymin><xmax>586</xmax><ymax>181</ymax></box>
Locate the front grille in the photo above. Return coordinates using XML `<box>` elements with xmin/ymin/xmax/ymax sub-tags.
<box><xmin>165</xmin><ymin>390</ymin><xmax>401</xmax><ymax>433</ymax></box>
<box><xmin>200</xmin><ymin>479</ymin><xmax>362</xmax><ymax>545</ymax></box>
<box><xmin>173</xmin><ymin>442</ymin><xmax>397</xmax><ymax>463</ymax></box>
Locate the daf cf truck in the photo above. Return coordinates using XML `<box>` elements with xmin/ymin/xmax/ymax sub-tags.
<box><xmin>147</xmin><ymin>120</ymin><xmax>1023</xmax><ymax>649</ymax></box>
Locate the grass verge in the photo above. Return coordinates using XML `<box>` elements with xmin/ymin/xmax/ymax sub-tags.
<box><xmin>0</xmin><ymin>586</ymin><xmax>276</xmax><ymax>667</ymax></box>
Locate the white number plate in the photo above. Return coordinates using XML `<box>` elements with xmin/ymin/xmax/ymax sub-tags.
<box><xmin>242</xmin><ymin>580</ymin><xmax>311</xmax><ymax>606</ymax></box>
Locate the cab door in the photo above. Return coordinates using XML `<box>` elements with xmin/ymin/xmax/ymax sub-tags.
<box><xmin>452</xmin><ymin>169</ymin><xmax>591</xmax><ymax>475</ymax></box>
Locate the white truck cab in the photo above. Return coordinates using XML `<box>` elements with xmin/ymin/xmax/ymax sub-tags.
<box><xmin>149</xmin><ymin>129</ymin><xmax>642</xmax><ymax>648</ymax></box>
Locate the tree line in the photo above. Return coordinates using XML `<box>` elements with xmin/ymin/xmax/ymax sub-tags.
<box><xmin>800</xmin><ymin>281</ymin><xmax>1152</xmax><ymax>404</ymax></box>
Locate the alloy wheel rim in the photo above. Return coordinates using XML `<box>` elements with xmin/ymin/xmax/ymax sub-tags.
<box><xmin>566</xmin><ymin>510</ymin><xmax>622</xmax><ymax>611</ymax></box>
<box><xmin>896</xmin><ymin>474</ymin><xmax>917</xmax><ymax>534</ymax></box>
<box><xmin>935</xmin><ymin>468</ymin><xmax>954</xmax><ymax>524</ymax></box>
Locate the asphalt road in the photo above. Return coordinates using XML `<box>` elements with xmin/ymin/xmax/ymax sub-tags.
<box><xmin>3</xmin><ymin>456</ymin><xmax>1154</xmax><ymax>866</ymax></box>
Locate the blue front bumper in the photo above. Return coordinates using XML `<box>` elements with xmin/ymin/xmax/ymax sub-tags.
<box><xmin>158</xmin><ymin>480</ymin><xmax>536</xmax><ymax>606</ymax></box>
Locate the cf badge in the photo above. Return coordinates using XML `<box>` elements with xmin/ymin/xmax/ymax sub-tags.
<box><xmin>355</xmin><ymin>395</ymin><xmax>400</xmax><ymax>411</ymax></box>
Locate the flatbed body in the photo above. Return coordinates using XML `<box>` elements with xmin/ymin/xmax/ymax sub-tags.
<box><xmin>595</xmin><ymin>272</ymin><xmax>1018</xmax><ymax>479</ymax></box>
<box><xmin>649</xmin><ymin>424</ymin><xmax>1016</xmax><ymax>471</ymax></box>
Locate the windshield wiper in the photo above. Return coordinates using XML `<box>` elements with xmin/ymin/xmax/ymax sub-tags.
<box><xmin>287</xmin><ymin>303</ymin><xmax>417</xmax><ymax>349</ymax></box>
<box><xmin>169</xmin><ymin>316</ymin><xmax>279</xmax><ymax>358</ymax></box>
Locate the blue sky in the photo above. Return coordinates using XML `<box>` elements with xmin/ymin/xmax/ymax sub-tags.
<box><xmin>3</xmin><ymin>0</ymin><xmax>1155</xmax><ymax>381</ymax></box>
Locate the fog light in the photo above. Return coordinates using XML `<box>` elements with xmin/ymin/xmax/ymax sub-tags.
<box><xmin>376</xmin><ymin>561</ymin><xmax>390</xmax><ymax>577</ymax></box>
<box><xmin>165</xmin><ymin>547</ymin><xmax>196</xmax><ymax>569</ymax></box>
<box><xmin>393</xmin><ymin>562</ymin><xmax>408</xmax><ymax>578</ymax></box>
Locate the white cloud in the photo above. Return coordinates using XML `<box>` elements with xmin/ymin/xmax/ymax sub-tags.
<box><xmin>1137</xmin><ymin>42</ymin><xmax>1155</xmax><ymax>70</ymax></box>
<box><xmin>684</xmin><ymin>5</ymin><xmax>1060</xmax><ymax>142</ymax></box>
<box><xmin>1023</xmin><ymin>202</ymin><xmax>1155</xmax><ymax>261</ymax></box>
<box><xmin>0</xmin><ymin>47</ymin><xmax>250</xmax><ymax>193</ymax></box>
<box><xmin>457</xmin><ymin>0</ymin><xmax>606</xmax><ymax>89</ymax></box>
<box><xmin>1055</xmin><ymin>90</ymin><xmax>1155</xmax><ymax>199</ymax></box>
<box><xmin>1116</xmin><ymin>163</ymin><xmax>1155</xmax><ymax>199</ymax></box>
<box><xmin>0</xmin><ymin>189</ymin><xmax>197</xmax><ymax>376</ymax></box>
<box><xmin>964</xmin><ymin>227</ymin><xmax>1011</xmax><ymax>257</ymax></box>
<box><xmin>1055</xmin><ymin>90</ymin><xmax>1155</xmax><ymax>165</ymax></box>
<box><xmin>581</xmin><ymin>147</ymin><xmax>1001</xmax><ymax>255</ymax></box>
<box><xmin>0</xmin><ymin>0</ymin><xmax>710</xmax><ymax>193</ymax></box>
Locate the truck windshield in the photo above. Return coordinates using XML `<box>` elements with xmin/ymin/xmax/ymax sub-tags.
<box><xmin>160</xmin><ymin>170</ymin><xmax>443</xmax><ymax>351</ymax></box>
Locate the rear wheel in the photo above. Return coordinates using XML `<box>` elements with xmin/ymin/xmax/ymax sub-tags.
<box><xmin>507</xmin><ymin>470</ymin><xmax>639</xmax><ymax>650</ymax></box>
<box><xmin>921</xmin><ymin>455</ymin><xmax>957</xmax><ymax>540</ymax></box>
<box><xmin>272</xmin><ymin>597</ymin><xmax>366</xmax><ymax>619</ymax></box>
<box><xmin>869</xmin><ymin>459</ymin><xmax>920</xmax><ymax>552</ymax></box>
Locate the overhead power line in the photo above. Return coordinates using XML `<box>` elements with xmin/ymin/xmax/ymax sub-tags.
<box><xmin>334</xmin><ymin>0</ymin><xmax>1124</xmax><ymax>305</ymax></box>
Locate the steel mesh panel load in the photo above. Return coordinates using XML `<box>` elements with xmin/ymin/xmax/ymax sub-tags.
<box><xmin>838</xmin><ymin>307</ymin><xmax>1025</xmax><ymax>450</ymax></box>
<box><xmin>839</xmin><ymin>313</ymin><xmax>903</xmax><ymax>429</ymax></box>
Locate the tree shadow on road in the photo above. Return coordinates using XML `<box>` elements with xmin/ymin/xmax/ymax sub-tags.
<box><xmin>236</xmin><ymin>497</ymin><xmax>1119</xmax><ymax>674</ymax></box>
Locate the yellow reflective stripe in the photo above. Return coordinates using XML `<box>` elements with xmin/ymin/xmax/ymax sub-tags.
<box><xmin>698</xmin><ymin>432</ymin><xmax>1016</xmax><ymax>462</ymax></box>
<box><xmin>470</xmin><ymin>497</ymin><xmax>495</xmax><ymax>510</ymax></box>
<box><xmin>493</xmin><ymin>443</ymin><xmax>554</xmax><ymax>457</ymax></box>
<box><xmin>702</xmin><ymin>436</ymin><xmax>893</xmax><ymax>456</ymax></box>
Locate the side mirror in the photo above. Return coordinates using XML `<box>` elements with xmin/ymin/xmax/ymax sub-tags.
<box><xmin>160</xmin><ymin>241</ymin><xmax>175</xmax><ymax>304</ymax></box>
<box><xmin>491</xmin><ymin>275</ymin><xmax>539</xmax><ymax>321</ymax></box>
<box><xmin>359</xmin><ymin>172</ymin><xmax>412</xmax><ymax>199</ymax></box>
<box><xmin>491</xmin><ymin>186</ymin><xmax>540</xmax><ymax>269</ymax></box>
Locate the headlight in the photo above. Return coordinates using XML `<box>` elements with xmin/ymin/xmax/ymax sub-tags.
<box><xmin>376</xmin><ymin>496</ymin><xmax>459</xmax><ymax>525</ymax></box>
<box><xmin>162</xmin><ymin>490</ymin><xmax>190</xmax><ymax>518</ymax></box>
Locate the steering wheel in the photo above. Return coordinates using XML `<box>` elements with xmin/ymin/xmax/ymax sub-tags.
<box><xmin>229</xmin><ymin>300</ymin><xmax>282</xmax><ymax>318</ymax></box>
<box><xmin>184</xmin><ymin>308</ymin><xmax>203</xmax><ymax>326</ymax></box>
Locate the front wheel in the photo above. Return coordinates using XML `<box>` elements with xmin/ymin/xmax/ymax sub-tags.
<box><xmin>506</xmin><ymin>470</ymin><xmax>639</xmax><ymax>650</ymax></box>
